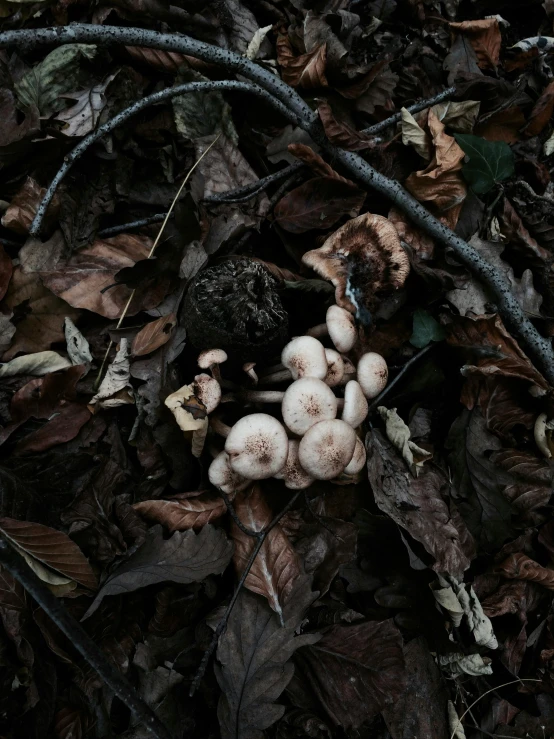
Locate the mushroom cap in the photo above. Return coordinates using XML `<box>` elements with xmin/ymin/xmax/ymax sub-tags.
<box><xmin>208</xmin><ymin>451</ymin><xmax>250</xmax><ymax>494</ymax></box>
<box><xmin>194</xmin><ymin>373</ymin><xmax>221</xmax><ymax>414</ymax></box>
<box><xmin>282</xmin><ymin>377</ymin><xmax>337</xmax><ymax>435</ymax></box>
<box><xmin>298</xmin><ymin>419</ymin><xmax>356</xmax><ymax>480</ymax></box>
<box><xmin>302</xmin><ymin>213</ymin><xmax>410</xmax><ymax>315</ymax></box>
<box><xmin>357</xmin><ymin>352</ymin><xmax>388</xmax><ymax>399</ymax></box>
<box><xmin>342</xmin><ymin>380</ymin><xmax>369</xmax><ymax>428</ymax></box>
<box><xmin>343</xmin><ymin>436</ymin><xmax>367</xmax><ymax>475</ymax></box>
<box><xmin>326</xmin><ymin>305</ymin><xmax>357</xmax><ymax>353</ymax></box>
<box><xmin>274</xmin><ymin>440</ymin><xmax>314</xmax><ymax>490</ymax></box>
<box><xmin>225</xmin><ymin>413</ymin><xmax>288</xmax><ymax>479</ymax></box>
<box><xmin>323</xmin><ymin>349</ymin><xmax>344</xmax><ymax>387</ymax></box>
<box><xmin>281</xmin><ymin>336</ymin><xmax>327</xmax><ymax>380</ymax></box>
<box><xmin>198</xmin><ymin>348</ymin><xmax>228</xmax><ymax>369</ymax></box>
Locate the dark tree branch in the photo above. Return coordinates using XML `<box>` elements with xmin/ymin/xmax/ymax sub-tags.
<box><xmin>1</xmin><ymin>26</ymin><xmax>553</xmax><ymax>384</ymax></box>
<box><xmin>367</xmin><ymin>344</ymin><xmax>434</xmax><ymax>414</ymax></box>
<box><xmin>189</xmin><ymin>490</ymin><xmax>302</xmax><ymax>697</ymax></box>
<box><xmin>203</xmin><ymin>161</ymin><xmax>305</xmax><ymax>204</ymax></box>
<box><xmin>98</xmin><ymin>213</ymin><xmax>170</xmax><ymax>238</ymax></box>
<box><xmin>361</xmin><ymin>86</ymin><xmax>457</xmax><ymax>135</ymax></box>
<box><xmin>0</xmin><ymin>540</ymin><xmax>174</xmax><ymax>739</ymax></box>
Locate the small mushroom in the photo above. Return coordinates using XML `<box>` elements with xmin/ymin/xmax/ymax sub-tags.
<box><xmin>281</xmin><ymin>377</ymin><xmax>337</xmax><ymax>435</ymax></box>
<box><xmin>326</xmin><ymin>305</ymin><xmax>357</xmax><ymax>353</ymax></box>
<box><xmin>302</xmin><ymin>213</ymin><xmax>410</xmax><ymax>322</ymax></box>
<box><xmin>243</xmin><ymin>362</ymin><xmax>258</xmax><ymax>385</ymax></box>
<box><xmin>357</xmin><ymin>352</ymin><xmax>388</xmax><ymax>399</ymax></box>
<box><xmin>298</xmin><ymin>419</ymin><xmax>356</xmax><ymax>480</ymax></box>
<box><xmin>341</xmin><ymin>380</ymin><xmax>369</xmax><ymax>428</ymax></box>
<box><xmin>343</xmin><ymin>437</ymin><xmax>367</xmax><ymax>475</ymax></box>
<box><xmin>324</xmin><ymin>349</ymin><xmax>344</xmax><ymax>387</ymax></box>
<box><xmin>225</xmin><ymin>413</ymin><xmax>288</xmax><ymax>479</ymax></box>
<box><xmin>198</xmin><ymin>348</ymin><xmax>228</xmax><ymax>382</ymax></box>
<box><xmin>274</xmin><ymin>440</ymin><xmax>314</xmax><ymax>489</ymax></box>
<box><xmin>208</xmin><ymin>451</ymin><xmax>251</xmax><ymax>494</ymax></box>
<box><xmin>281</xmin><ymin>335</ymin><xmax>328</xmax><ymax>380</ymax></box>
<box><xmin>194</xmin><ymin>373</ymin><xmax>221</xmax><ymax>414</ymax></box>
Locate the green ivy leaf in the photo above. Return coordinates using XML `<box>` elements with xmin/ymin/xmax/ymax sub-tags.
<box><xmin>410</xmin><ymin>309</ymin><xmax>445</xmax><ymax>349</ymax></box>
<box><xmin>454</xmin><ymin>134</ymin><xmax>514</xmax><ymax>195</ymax></box>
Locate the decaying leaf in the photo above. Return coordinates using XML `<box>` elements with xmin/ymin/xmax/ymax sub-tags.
<box><xmin>276</xmin><ymin>37</ymin><xmax>328</xmax><ymax>88</ymax></box>
<box><xmin>131</xmin><ymin>314</ymin><xmax>177</xmax><ymax>357</ymax></box>
<box><xmin>0</xmin><ymin>351</ymin><xmax>71</xmax><ymax>379</ymax></box>
<box><xmin>133</xmin><ymin>491</ymin><xmax>227</xmax><ymax>532</ymax></box>
<box><xmin>1</xmin><ymin>177</ymin><xmax>60</xmax><ymax>235</ymax></box>
<box><xmin>64</xmin><ymin>317</ymin><xmax>92</xmax><ymax>369</ymax></box>
<box><xmin>431</xmin><ymin>574</ymin><xmax>497</xmax><ymax>648</ymax></box>
<box><xmin>495</xmin><ymin>552</ymin><xmax>554</xmax><ymax>590</ymax></box>
<box><xmin>90</xmin><ymin>339</ymin><xmax>133</xmax><ymax>409</ymax></box>
<box><xmin>449</xmin><ymin>18</ymin><xmax>502</xmax><ymax>70</ymax></box>
<box><xmin>377</xmin><ymin>407</ymin><xmax>433</xmax><ymax>476</ymax></box>
<box><xmin>438</xmin><ymin>652</ymin><xmax>493</xmax><ymax>677</ymax></box>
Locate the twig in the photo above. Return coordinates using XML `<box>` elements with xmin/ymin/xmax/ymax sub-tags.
<box><xmin>98</xmin><ymin>213</ymin><xmax>169</xmax><ymax>238</ymax></box>
<box><xmin>189</xmin><ymin>490</ymin><xmax>302</xmax><ymax>697</ymax></box>
<box><xmin>2</xmin><ymin>28</ymin><xmax>554</xmax><ymax>385</ymax></box>
<box><xmin>367</xmin><ymin>344</ymin><xmax>434</xmax><ymax>414</ymax></box>
<box><xmin>0</xmin><ymin>540</ymin><xmax>174</xmax><ymax>739</ymax></box>
<box><xmin>361</xmin><ymin>86</ymin><xmax>457</xmax><ymax>135</ymax></box>
<box><xmin>26</xmin><ymin>80</ymin><xmax>303</xmax><ymax>237</ymax></box>
<box><xmin>203</xmin><ymin>161</ymin><xmax>305</xmax><ymax>204</ymax></box>
<box><xmin>266</xmin><ymin>170</ymin><xmax>306</xmax><ymax>211</ymax></box>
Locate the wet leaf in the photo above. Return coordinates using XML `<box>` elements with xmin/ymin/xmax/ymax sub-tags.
<box><xmin>131</xmin><ymin>314</ymin><xmax>177</xmax><ymax>357</ymax></box>
<box><xmin>133</xmin><ymin>491</ymin><xmax>227</xmax><ymax>532</ymax></box>
<box><xmin>172</xmin><ymin>67</ymin><xmax>237</xmax><ymax>143</ymax></box>
<box><xmin>1</xmin><ymin>177</ymin><xmax>60</xmax><ymax>236</ymax></box>
<box><xmin>410</xmin><ymin>309</ymin><xmax>446</xmax><ymax>348</ymax></box>
<box><xmin>455</xmin><ymin>134</ymin><xmax>514</xmax><ymax>194</ymax></box>
<box><xmin>276</xmin><ymin>38</ymin><xmax>328</xmax><ymax>89</ymax></box>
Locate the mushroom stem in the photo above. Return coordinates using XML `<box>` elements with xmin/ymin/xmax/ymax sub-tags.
<box><xmin>210</xmin><ymin>364</ymin><xmax>222</xmax><ymax>383</ymax></box>
<box><xmin>241</xmin><ymin>390</ymin><xmax>286</xmax><ymax>403</ymax></box>
<box><xmin>258</xmin><ymin>369</ymin><xmax>293</xmax><ymax>386</ymax></box>
<box><xmin>210</xmin><ymin>416</ymin><xmax>232</xmax><ymax>438</ymax></box>
<box><xmin>306</xmin><ymin>323</ymin><xmax>328</xmax><ymax>339</ymax></box>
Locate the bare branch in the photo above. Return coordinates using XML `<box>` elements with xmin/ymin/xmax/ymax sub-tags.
<box><xmin>361</xmin><ymin>86</ymin><xmax>457</xmax><ymax>135</ymax></box>
<box><xmin>203</xmin><ymin>161</ymin><xmax>305</xmax><ymax>204</ymax></box>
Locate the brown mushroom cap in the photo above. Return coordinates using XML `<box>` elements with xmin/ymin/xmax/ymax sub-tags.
<box><xmin>326</xmin><ymin>305</ymin><xmax>357</xmax><ymax>353</ymax></box>
<box><xmin>208</xmin><ymin>451</ymin><xmax>250</xmax><ymax>494</ymax></box>
<box><xmin>225</xmin><ymin>413</ymin><xmax>288</xmax><ymax>479</ymax></box>
<box><xmin>323</xmin><ymin>349</ymin><xmax>344</xmax><ymax>387</ymax></box>
<box><xmin>281</xmin><ymin>336</ymin><xmax>327</xmax><ymax>380</ymax></box>
<box><xmin>281</xmin><ymin>377</ymin><xmax>337</xmax><ymax>435</ymax></box>
<box><xmin>194</xmin><ymin>373</ymin><xmax>221</xmax><ymax>414</ymax></box>
<box><xmin>342</xmin><ymin>380</ymin><xmax>369</xmax><ymax>428</ymax></box>
<box><xmin>274</xmin><ymin>440</ymin><xmax>314</xmax><ymax>489</ymax></box>
<box><xmin>301</xmin><ymin>213</ymin><xmax>410</xmax><ymax>314</ymax></box>
<box><xmin>357</xmin><ymin>352</ymin><xmax>388</xmax><ymax>399</ymax></box>
<box><xmin>298</xmin><ymin>419</ymin><xmax>356</xmax><ymax>480</ymax></box>
<box><xmin>198</xmin><ymin>348</ymin><xmax>228</xmax><ymax>370</ymax></box>
<box><xmin>343</xmin><ymin>436</ymin><xmax>367</xmax><ymax>475</ymax></box>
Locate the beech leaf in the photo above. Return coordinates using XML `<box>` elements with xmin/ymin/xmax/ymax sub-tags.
<box><xmin>133</xmin><ymin>492</ymin><xmax>227</xmax><ymax>532</ymax></box>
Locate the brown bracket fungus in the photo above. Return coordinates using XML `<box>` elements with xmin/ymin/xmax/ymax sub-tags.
<box><xmin>224</xmin><ymin>412</ymin><xmax>288</xmax><ymax>479</ymax></box>
<box><xmin>281</xmin><ymin>377</ymin><xmax>338</xmax><ymax>435</ymax></box>
<box><xmin>302</xmin><ymin>213</ymin><xmax>410</xmax><ymax>324</ymax></box>
<box><xmin>298</xmin><ymin>419</ymin><xmax>356</xmax><ymax>480</ymax></box>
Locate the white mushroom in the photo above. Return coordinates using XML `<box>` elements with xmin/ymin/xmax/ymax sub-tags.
<box><xmin>274</xmin><ymin>440</ymin><xmax>314</xmax><ymax>489</ymax></box>
<box><xmin>298</xmin><ymin>419</ymin><xmax>356</xmax><ymax>480</ymax></box>
<box><xmin>326</xmin><ymin>305</ymin><xmax>357</xmax><ymax>353</ymax></box>
<box><xmin>243</xmin><ymin>362</ymin><xmax>258</xmax><ymax>385</ymax></box>
<box><xmin>208</xmin><ymin>451</ymin><xmax>251</xmax><ymax>494</ymax></box>
<box><xmin>225</xmin><ymin>413</ymin><xmax>288</xmax><ymax>479</ymax></box>
<box><xmin>357</xmin><ymin>352</ymin><xmax>388</xmax><ymax>399</ymax></box>
<box><xmin>194</xmin><ymin>373</ymin><xmax>221</xmax><ymax>414</ymax></box>
<box><xmin>281</xmin><ymin>378</ymin><xmax>337</xmax><ymax>436</ymax></box>
<box><xmin>341</xmin><ymin>380</ymin><xmax>369</xmax><ymax>428</ymax></box>
<box><xmin>323</xmin><ymin>348</ymin><xmax>344</xmax><ymax>387</ymax></box>
<box><xmin>281</xmin><ymin>336</ymin><xmax>327</xmax><ymax>380</ymax></box>
<box><xmin>198</xmin><ymin>348</ymin><xmax>228</xmax><ymax>382</ymax></box>
<box><xmin>343</xmin><ymin>437</ymin><xmax>367</xmax><ymax>475</ymax></box>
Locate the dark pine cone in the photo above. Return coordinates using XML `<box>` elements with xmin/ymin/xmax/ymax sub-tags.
<box><xmin>183</xmin><ymin>258</ymin><xmax>289</xmax><ymax>362</ymax></box>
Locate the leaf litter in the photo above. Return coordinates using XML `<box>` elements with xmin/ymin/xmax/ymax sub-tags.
<box><xmin>1</xmin><ymin>1</ymin><xmax>554</xmax><ymax>737</ymax></box>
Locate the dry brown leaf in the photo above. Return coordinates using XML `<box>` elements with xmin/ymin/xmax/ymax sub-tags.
<box><xmin>523</xmin><ymin>80</ymin><xmax>554</xmax><ymax>138</ymax></box>
<box><xmin>475</xmin><ymin>107</ymin><xmax>526</xmax><ymax>144</ymax></box>
<box><xmin>287</xmin><ymin>143</ymin><xmax>351</xmax><ymax>183</ymax></box>
<box><xmin>131</xmin><ymin>313</ymin><xmax>177</xmax><ymax>357</ymax></box>
<box><xmin>232</xmin><ymin>485</ymin><xmax>304</xmax><ymax>622</ymax></box>
<box><xmin>125</xmin><ymin>45</ymin><xmax>187</xmax><ymax>73</ymax></box>
<box><xmin>449</xmin><ymin>18</ymin><xmax>502</xmax><ymax>70</ymax></box>
<box><xmin>133</xmin><ymin>491</ymin><xmax>227</xmax><ymax>532</ymax></box>
<box><xmin>1</xmin><ymin>176</ymin><xmax>60</xmax><ymax>235</ymax></box>
<box><xmin>493</xmin><ymin>448</ymin><xmax>553</xmax><ymax>517</ymax></box>
<box><xmin>494</xmin><ymin>553</ymin><xmax>554</xmax><ymax>589</ymax></box>
<box><xmin>2</xmin><ymin>268</ymin><xmax>80</xmax><ymax>360</ymax></box>
<box><xmin>317</xmin><ymin>100</ymin><xmax>373</xmax><ymax>151</ymax></box>
<box><xmin>0</xmin><ymin>517</ymin><xmax>97</xmax><ymax>590</ymax></box>
<box><xmin>276</xmin><ymin>36</ymin><xmax>328</xmax><ymax>89</ymax></box>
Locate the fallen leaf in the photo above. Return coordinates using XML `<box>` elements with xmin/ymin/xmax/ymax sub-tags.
<box><xmin>431</xmin><ymin>574</ymin><xmax>498</xmax><ymax>648</ymax></box>
<box><xmin>274</xmin><ymin>177</ymin><xmax>365</xmax><ymax>233</ymax></box>
<box><xmin>293</xmin><ymin>620</ymin><xmax>406</xmax><ymax>728</ymax></box>
<box><xmin>276</xmin><ymin>37</ymin><xmax>328</xmax><ymax>89</ymax></box>
<box><xmin>0</xmin><ymin>351</ymin><xmax>71</xmax><ymax>378</ymax></box>
<box><xmin>444</xmin><ymin>34</ymin><xmax>481</xmax><ymax>85</ymax></box>
<box><xmin>216</xmin><ymin>585</ymin><xmax>320</xmax><ymax>739</ymax></box>
<box><xmin>317</xmin><ymin>100</ymin><xmax>373</xmax><ymax>151</ymax></box>
<box><xmin>523</xmin><ymin>80</ymin><xmax>554</xmax><ymax>137</ymax></box>
<box><xmin>1</xmin><ymin>177</ymin><xmax>60</xmax><ymax>235</ymax></box>
<box><xmin>124</xmin><ymin>45</ymin><xmax>186</xmax><ymax>73</ymax></box>
<box><xmin>134</xmin><ymin>491</ymin><xmax>227</xmax><ymax>532</ymax></box>
<box><xmin>232</xmin><ymin>486</ymin><xmax>305</xmax><ymax>622</ymax></box>
<box><xmin>172</xmin><ymin>67</ymin><xmax>237</xmax><ymax>143</ymax></box>
<box><xmin>64</xmin><ymin>317</ymin><xmax>92</xmax><ymax>368</ymax></box>
<box><xmin>287</xmin><ymin>143</ymin><xmax>351</xmax><ymax>183</ymax></box>
<box><xmin>131</xmin><ymin>314</ymin><xmax>177</xmax><ymax>357</ymax></box>
<box><xmin>377</xmin><ymin>407</ymin><xmax>433</xmax><ymax>476</ymax></box>
<box><xmin>410</xmin><ymin>309</ymin><xmax>446</xmax><ymax>348</ymax></box>
<box><xmin>495</xmin><ymin>552</ymin><xmax>554</xmax><ymax>589</ymax></box>
<box><xmin>54</xmin><ymin>73</ymin><xmax>116</xmax><ymax>137</ymax></box>
<box><xmin>454</xmin><ymin>134</ymin><xmax>514</xmax><ymax>194</ymax></box>
<box><xmin>439</xmin><ymin>651</ymin><xmax>492</xmax><ymax>677</ymax></box>
<box><xmin>83</xmin><ymin>524</ymin><xmax>233</xmax><ymax>618</ymax></box>
<box><xmin>90</xmin><ymin>339</ymin><xmax>133</xmax><ymax>408</ymax></box>
<box><xmin>246</xmin><ymin>24</ymin><xmax>273</xmax><ymax>60</ymax></box>
<box><xmin>449</xmin><ymin>18</ymin><xmax>502</xmax><ymax>70</ymax></box>
<box><xmin>0</xmin><ymin>517</ymin><xmax>97</xmax><ymax>590</ymax></box>
<box><xmin>432</xmin><ymin>99</ymin><xmax>481</xmax><ymax>133</ymax></box>
<box><xmin>401</xmin><ymin>107</ymin><xmax>432</xmax><ymax>160</ymax></box>
<box><xmin>475</xmin><ymin>106</ymin><xmax>526</xmax><ymax>143</ymax></box>
<box><xmin>0</xmin><ymin>88</ymin><xmax>39</xmax><ymax>148</ymax></box>
<box><xmin>493</xmin><ymin>448</ymin><xmax>553</xmax><ymax>517</ymax></box>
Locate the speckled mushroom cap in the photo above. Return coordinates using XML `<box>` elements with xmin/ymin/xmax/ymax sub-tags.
<box><xmin>342</xmin><ymin>380</ymin><xmax>369</xmax><ymax>428</ymax></box>
<box><xmin>326</xmin><ymin>305</ymin><xmax>357</xmax><ymax>353</ymax></box>
<box><xmin>198</xmin><ymin>348</ymin><xmax>228</xmax><ymax>370</ymax></box>
<box><xmin>343</xmin><ymin>436</ymin><xmax>367</xmax><ymax>475</ymax></box>
<box><xmin>301</xmin><ymin>213</ymin><xmax>410</xmax><ymax>315</ymax></box>
<box><xmin>225</xmin><ymin>413</ymin><xmax>288</xmax><ymax>479</ymax></box>
<box><xmin>281</xmin><ymin>377</ymin><xmax>337</xmax><ymax>436</ymax></box>
<box><xmin>208</xmin><ymin>451</ymin><xmax>250</xmax><ymax>494</ymax></box>
<box><xmin>357</xmin><ymin>352</ymin><xmax>388</xmax><ymax>399</ymax></box>
<box><xmin>298</xmin><ymin>419</ymin><xmax>356</xmax><ymax>480</ymax></box>
<box><xmin>281</xmin><ymin>336</ymin><xmax>327</xmax><ymax>380</ymax></box>
<box><xmin>274</xmin><ymin>440</ymin><xmax>314</xmax><ymax>490</ymax></box>
<box><xmin>323</xmin><ymin>349</ymin><xmax>344</xmax><ymax>387</ymax></box>
<box><xmin>194</xmin><ymin>373</ymin><xmax>221</xmax><ymax>414</ymax></box>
